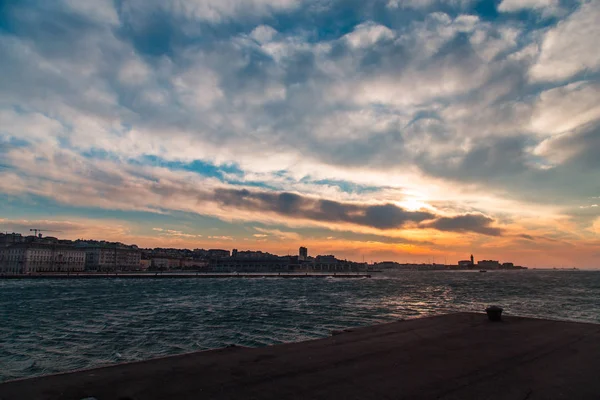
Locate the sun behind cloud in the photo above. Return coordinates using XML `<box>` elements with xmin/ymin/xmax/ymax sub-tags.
<box><xmin>0</xmin><ymin>0</ymin><xmax>599</xmax><ymax>267</ymax></box>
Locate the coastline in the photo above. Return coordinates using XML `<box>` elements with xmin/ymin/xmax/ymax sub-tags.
<box><xmin>0</xmin><ymin>272</ymin><xmax>371</xmax><ymax>279</ymax></box>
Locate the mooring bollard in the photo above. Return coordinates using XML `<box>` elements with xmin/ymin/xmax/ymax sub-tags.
<box><xmin>485</xmin><ymin>305</ymin><xmax>503</xmax><ymax>321</ymax></box>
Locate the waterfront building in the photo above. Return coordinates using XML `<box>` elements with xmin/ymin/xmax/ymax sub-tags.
<box><xmin>477</xmin><ymin>260</ymin><xmax>501</xmax><ymax>269</ymax></box>
<box><xmin>150</xmin><ymin>258</ymin><xmax>170</xmax><ymax>270</ymax></box>
<box><xmin>139</xmin><ymin>259</ymin><xmax>151</xmax><ymax>271</ymax></box>
<box><xmin>375</xmin><ymin>261</ymin><xmax>396</xmax><ymax>268</ymax></box>
<box><xmin>210</xmin><ymin>257</ymin><xmax>293</xmax><ymax>272</ymax></box>
<box><xmin>83</xmin><ymin>246</ymin><xmax>141</xmax><ymax>271</ymax></box>
<box><xmin>458</xmin><ymin>260</ymin><xmax>473</xmax><ymax>268</ymax></box>
<box><xmin>0</xmin><ymin>244</ymin><xmax>85</xmax><ymax>274</ymax></box>
<box><xmin>148</xmin><ymin>257</ymin><xmax>209</xmax><ymax>270</ymax></box>
<box><xmin>0</xmin><ymin>233</ymin><xmax>25</xmax><ymax>247</ymax></box>
<box><xmin>235</xmin><ymin>250</ymin><xmax>278</xmax><ymax>259</ymax></box>
<box><xmin>311</xmin><ymin>259</ymin><xmax>366</xmax><ymax>272</ymax></box>
<box><xmin>207</xmin><ymin>249</ymin><xmax>230</xmax><ymax>259</ymax></box>
<box><xmin>315</xmin><ymin>255</ymin><xmax>336</xmax><ymax>263</ymax></box>
<box><xmin>181</xmin><ymin>259</ymin><xmax>209</xmax><ymax>269</ymax></box>
<box><xmin>307</xmin><ymin>255</ymin><xmax>367</xmax><ymax>272</ymax></box>
<box><xmin>192</xmin><ymin>248</ymin><xmax>208</xmax><ymax>258</ymax></box>
<box><xmin>299</xmin><ymin>246</ymin><xmax>308</xmax><ymax>261</ymax></box>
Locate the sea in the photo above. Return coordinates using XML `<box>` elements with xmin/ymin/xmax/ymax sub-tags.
<box><xmin>1</xmin><ymin>270</ymin><xmax>599</xmax><ymax>383</ymax></box>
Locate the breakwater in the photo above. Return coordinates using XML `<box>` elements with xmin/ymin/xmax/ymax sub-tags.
<box><xmin>0</xmin><ymin>272</ymin><xmax>370</xmax><ymax>279</ymax></box>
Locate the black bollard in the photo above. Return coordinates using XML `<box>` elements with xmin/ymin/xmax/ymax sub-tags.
<box><xmin>485</xmin><ymin>305</ymin><xmax>503</xmax><ymax>321</ymax></box>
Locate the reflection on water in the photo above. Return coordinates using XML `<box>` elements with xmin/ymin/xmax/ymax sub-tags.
<box><xmin>1</xmin><ymin>270</ymin><xmax>599</xmax><ymax>381</ymax></box>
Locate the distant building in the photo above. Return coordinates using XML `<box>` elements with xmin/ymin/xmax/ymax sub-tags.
<box><xmin>0</xmin><ymin>233</ymin><xmax>25</xmax><ymax>247</ymax></box>
<box><xmin>83</xmin><ymin>246</ymin><xmax>141</xmax><ymax>271</ymax></box>
<box><xmin>0</xmin><ymin>244</ymin><xmax>85</xmax><ymax>274</ymax></box>
<box><xmin>210</xmin><ymin>257</ymin><xmax>293</xmax><ymax>272</ymax></box>
<box><xmin>181</xmin><ymin>259</ymin><xmax>208</xmax><ymax>269</ymax></box>
<box><xmin>311</xmin><ymin>255</ymin><xmax>366</xmax><ymax>272</ymax></box>
<box><xmin>458</xmin><ymin>260</ymin><xmax>472</xmax><ymax>268</ymax></box>
<box><xmin>139</xmin><ymin>259</ymin><xmax>151</xmax><ymax>271</ymax></box>
<box><xmin>207</xmin><ymin>249</ymin><xmax>230</xmax><ymax>259</ymax></box>
<box><xmin>193</xmin><ymin>249</ymin><xmax>209</xmax><ymax>258</ymax></box>
<box><xmin>232</xmin><ymin>249</ymin><xmax>238</xmax><ymax>258</ymax></box>
<box><xmin>375</xmin><ymin>261</ymin><xmax>400</xmax><ymax>269</ymax></box>
<box><xmin>299</xmin><ymin>247</ymin><xmax>308</xmax><ymax>261</ymax></box>
<box><xmin>478</xmin><ymin>260</ymin><xmax>501</xmax><ymax>269</ymax></box>
<box><xmin>315</xmin><ymin>255</ymin><xmax>337</xmax><ymax>263</ymax></box>
<box><xmin>209</xmin><ymin>254</ymin><xmax>367</xmax><ymax>273</ymax></box>
<box><xmin>148</xmin><ymin>257</ymin><xmax>208</xmax><ymax>271</ymax></box>
<box><xmin>150</xmin><ymin>258</ymin><xmax>169</xmax><ymax>270</ymax></box>
<box><xmin>236</xmin><ymin>250</ymin><xmax>277</xmax><ymax>259</ymax></box>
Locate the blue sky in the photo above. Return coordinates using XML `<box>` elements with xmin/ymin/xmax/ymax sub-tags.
<box><xmin>0</xmin><ymin>0</ymin><xmax>599</xmax><ymax>267</ymax></box>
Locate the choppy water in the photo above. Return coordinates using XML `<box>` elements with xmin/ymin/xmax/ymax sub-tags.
<box><xmin>1</xmin><ymin>270</ymin><xmax>599</xmax><ymax>382</ymax></box>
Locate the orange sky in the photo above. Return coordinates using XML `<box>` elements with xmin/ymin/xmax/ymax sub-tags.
<box><xmin>1</xmin><ymin>0</ymin><xmax>599</xmax><ymax>268</ymax></box>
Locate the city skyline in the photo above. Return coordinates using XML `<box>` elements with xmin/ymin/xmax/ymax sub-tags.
<box><xmin>1</xmin><ymin>230</ymin><xmax>531</xmax><ymax>274</ymax></box>
<box><xmin>0</xmin><ymin>229</ymin><xmax>547</xmax><ymax>268</ymax></box>
<box><xmin>1</xmin><ymin>0</ymin><xmax>599</xmax><ymax>268</ymax></box>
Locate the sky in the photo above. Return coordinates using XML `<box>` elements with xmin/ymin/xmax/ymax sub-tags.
<box><xmin>0</xmin><ymin>0</ymin><xmax>599</xmax><ymax>268</ymax></box>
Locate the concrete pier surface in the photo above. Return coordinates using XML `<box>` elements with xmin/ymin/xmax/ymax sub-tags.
<box><xmin>1</xmin><ymin>313</ymin><xmax>599</xmax><ymax>400</ymax></box>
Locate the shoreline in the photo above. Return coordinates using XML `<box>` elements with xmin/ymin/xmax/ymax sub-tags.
<box><xmin>0</xmin><ymin>272</ymin><xmax>371</xmax><ymax>279</ymax></box>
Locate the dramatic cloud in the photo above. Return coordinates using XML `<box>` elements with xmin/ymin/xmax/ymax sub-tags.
<box><xmin>530</xmin><ymin>81</ymin><xmax>600</xmax><ymax>137</ymax></box>
<box><xmin>0</xmin><ymin>0</ymin><xmax>598</xmax><ymax>266</ymax></box>
<box><xmin>212</xmin><ymin>188</ymin><xmax>436</xmax><ymax>229</ymax></box>
<box><xmin>209</xmin><ymin>188</ymin><xmax>506</xmax><ymax>236</ymax></box>
<box><xmin>424</xmin><ymin>214</ymin><xmax>503</xmax><ymax>236</ymax></box>
<box><xmin>529</xmin><ymin>2</ymin><xmax>600</xmax><ymax>82</ymax></box>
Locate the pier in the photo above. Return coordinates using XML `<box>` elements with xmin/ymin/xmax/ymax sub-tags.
<box><xmin>1</xmin><ymin>312</ymin><xmax>599</xmax><ymax>399</ymax></box>
<box><xmin>0</xmin><ymin>272</ymin><xmax>370</xmax><ymax>279</ymax></box>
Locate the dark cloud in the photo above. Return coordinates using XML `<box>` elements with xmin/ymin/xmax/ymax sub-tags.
<box><xmin>212</xmin><ymin>188</ymin><xmax>435</xmax><ymax>229</ymax></box>
<box><xmin>424</xmin><ymin>213</ymin><xmax>504</xmax><ymax>236</ymax></box>
<box><xmin>211</xmin><ymin>188</ymin><xmax>503</xmax><ymax>235</ymax></box>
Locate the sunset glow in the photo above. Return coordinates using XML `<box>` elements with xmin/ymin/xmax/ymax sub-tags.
<box><xmin>1</xmin><ymin>0</ymin><xmax>599</xmax><ymax>267</ymax></box>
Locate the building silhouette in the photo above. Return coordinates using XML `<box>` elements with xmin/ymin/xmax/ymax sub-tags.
<box><xmin>299</xmin><ymin>246</ymin><xmax>308</xmax><ymax>261</ymax></box>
